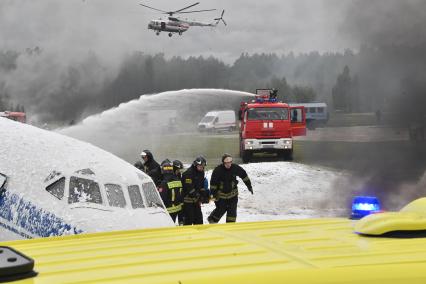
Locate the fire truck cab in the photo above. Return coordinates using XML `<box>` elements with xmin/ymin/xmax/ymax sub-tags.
<box><xmin>239</xmin><ymin>89</ymin><xmax>306</xmax><ymax>163</ymax></box>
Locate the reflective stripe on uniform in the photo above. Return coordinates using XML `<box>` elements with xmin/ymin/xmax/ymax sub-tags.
<box><xmin>168</xmin><ymin>180</ymin><xmax>182</xmax><ymax>189</ymax></box>
<box><xmin>167</xmin><ymin>180</ymin><xmax>182</xmax><ymax>202</ymax></box>
<box><xmin>184</xmin><ymin>197</ymin><xmax>199</xmax><ymax>203</ymax></box>
<box><xmin>226</xmin><ymin>216</ymin><xmax>236</xmax><ymax>222</ymax></box>
<box><xmin>217</xmin><ymin>188</ymin><xmax>238</xmax><ymax>199</ymax></box>
<box><xmin>243</xmin><ymin>176</ymin><xmax>250</xmax><ymax>182</ymax></box>
<box><xmin>167</xmin><ymin>203</ymin><xmax>183</xmax><ymax>214</ymax></box>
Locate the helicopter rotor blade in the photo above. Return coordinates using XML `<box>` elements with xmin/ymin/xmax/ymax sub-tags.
<box><xmin>178</xmin><ymin>8</ymin><xmax>216</xmax><ymax>14</ymax></box>
<box><xmin>173</xmin><ymin>2</ymin><xmax>200</xmax><ymax>13</ymax></box>
<box><xmin>139</xmin><ymin>3</ymin><xmax>168</xmax><ymax>13</ymax></box>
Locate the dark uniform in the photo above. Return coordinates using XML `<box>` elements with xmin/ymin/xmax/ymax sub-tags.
<box><xmin>158</xmin><ymin>160</ymin><xmax>184</xmax><ymax>225</ymax></box>
<box><xmin>208</xmin><ymin>154</ymin><xmax>253</xmax><ymax>223</ymax></box>
<box><xmin>182</xmin><ymin>156</ymin><xmax>207</xmax><ymax>225</ymax></box>
<box><xmin>134</xmin><ymin>149</ymin><xmax>162</xmax><ymax>187</ymax></box>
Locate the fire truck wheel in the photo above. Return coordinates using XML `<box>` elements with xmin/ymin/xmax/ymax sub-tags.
<box><xmin>241</xmin><ymin>150</ymin><xmax>252</xmax><ymax>163</ymax></box>
<box><xmin>280</xmin><ymin>149</ymin><xmax>293</xmax><ymax>161</ymax></box>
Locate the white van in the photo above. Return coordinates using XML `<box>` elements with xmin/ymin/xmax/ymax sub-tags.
<box><xmin>198</xmin><ymin>110</ymin><xmax>236</xmax><ymax>132</ymax></box>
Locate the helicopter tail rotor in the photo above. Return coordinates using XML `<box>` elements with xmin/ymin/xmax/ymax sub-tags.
<box><xmin>214</xmin><ymin>10</ymin><xmax>226</xmax><ymax>26</ymax></box>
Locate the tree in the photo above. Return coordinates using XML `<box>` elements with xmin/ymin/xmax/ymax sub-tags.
<box><xmin>292</xmin><ymin>85</ymin><xmax>317</xmax><ymax>103</ymax></box>
<box><xmin>332</xmin><ymin>65</ymin><xmax>354</xmax><ymax>112</ymax></box>
<box><xmin>269</xmin><ymin>76</ymin><xmax>292</xmax><ymax>102</ymax></box>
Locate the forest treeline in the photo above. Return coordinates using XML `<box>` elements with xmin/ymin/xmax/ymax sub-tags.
<box><xmin>0</xmin><ymin>45</ymin><xmax>423</xmax><ymax>125</ymax></box>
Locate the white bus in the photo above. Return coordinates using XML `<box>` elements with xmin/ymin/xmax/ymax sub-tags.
<box><xmin>290</xmin><ymin>102</ymin><xmax>329</xmax><ymax>129</ymax></box>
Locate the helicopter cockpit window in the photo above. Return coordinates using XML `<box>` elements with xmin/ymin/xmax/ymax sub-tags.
<box><xmin>128</xmin><ymin>185</ymin><xmax>145</xmax><ymax>209</ymax></box>
<box><xmin>105</xmin><ymin>184</ymin><xmax>126</xmax><ymax>208</ymax></box>
<box><xmin>46</xmin><ymin>177</ymin><xmax>65</xmax><ymax>200</ymax></box>
<box><xmin>142</xmin><ymin>182</ymin><xmax>164</xmax><ymax>209</ymax></box>
<box><xmin>68</xmin><ymin>176</ymin><xmax>102</xmax><ymax>204</ymax></box>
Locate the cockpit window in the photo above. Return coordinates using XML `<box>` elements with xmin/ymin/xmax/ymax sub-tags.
<box><xmin>68</xmin><ymin>176</ymin><xmax>102</xmax><ymax>204</ymax></box>
<box><xmin>128</xmin><ymin>185</ymin><xmax>145</xmax><ymax>209</ymax></box>
<box><xmin>142</xmin><ymin>182</ymin><xmax>164</xmax><ymax>209</ymax></box>
<box><xmin>46</xmin><ymin>177</ymin><xmax>65</xmax><ymax>200</ymax></box>
<box><xmin>105</xmin><ymin>184</ymin><xmax>126</xmax><ymax>208</ymax></box>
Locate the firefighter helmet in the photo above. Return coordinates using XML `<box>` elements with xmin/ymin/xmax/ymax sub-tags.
<box><xmin>172</xmin><ymin>160</ymin><xmax>184</xmax><ymax>171</ymax></box>
<box><xmin>140</xmin><ymin>149</ymin><xmax>152</xmax><ymax>159</ymax></box>
<box><xmin>193</xmin><ymin>156</ymin><xmax>206</xmax><ymax>167</ymax></box>
<box><xmin>160</xmin><ymin>159</ymin><xmax>173</xmax><ymax>175</ymax></box>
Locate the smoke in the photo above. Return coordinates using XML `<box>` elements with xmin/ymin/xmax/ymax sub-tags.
<box><xmin>59</xmin><ymin>89</ymin><xmax>252</xmax><ymax>164</ymax></box>
<box><xmin>332</xmin><ymin>0</ymin><xmax>426</xmax><ymax>209</ymax></box>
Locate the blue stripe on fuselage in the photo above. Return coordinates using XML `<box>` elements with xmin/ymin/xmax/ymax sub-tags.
<box><xmin>0</xmin><ymin>191</ymin><xmax>83</xmax><ymax>238</ymax></box>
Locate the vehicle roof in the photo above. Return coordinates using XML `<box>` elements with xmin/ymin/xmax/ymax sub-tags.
<box><xmin>204</xmin><ymin>110</ymin><xmax>235</xmax><ymax>116</ymax></box>
<box><xmin>289</xmin><ymin>102</ymin><xmax>327</xmax><ymax>108</ymax></box>
<box><xmin>247</xmin><ymin>102</ymin><xmax>289</xmax><ymax>108</ymax></box>
<box><xmin>3</xmin><ymin>217</ymin><xmax>426</xmax><ymax>283</ymax></box>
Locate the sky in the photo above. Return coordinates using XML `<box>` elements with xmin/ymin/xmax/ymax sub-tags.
<box><xmin>0</xmin><ymin>0</ymin><xmax>355</xmax><ymax>65</ymax></box>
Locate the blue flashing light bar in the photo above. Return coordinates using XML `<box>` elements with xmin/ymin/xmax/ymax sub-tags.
<box><xmin>255</xmin><ymin>96</ymin><xmax>278</xmax><ymax>103</ymax></box>
<box><xmin>351</xmin><ymin>196</ymin><xmax>381</xmax><ymax>219</ymax></box>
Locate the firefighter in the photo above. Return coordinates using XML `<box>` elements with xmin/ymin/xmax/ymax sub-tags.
<box><xmin>207</xmin><ymin>153</ymin><xmax>253</xmax><ymax>224</ymax></box>
<box><xmin>172</xmin><ymin>160</ymin><xmax>184</xmax><ymax>179</ymax></box>
<box><xmin>134</xmin><ymin>149</ymin><xmax>162</xmax><ymax>187</ymax></box>
<box><xmin>158</xmin><ymin>159</ymin><xmax>184</xmax><ymax>225</ymax></box>
<box><xmin>172</xmin><ymin>159</ymin><xmax>185</xmax><ymax>225</ymax></box>
<box><xmin>182</xmin><ymin>156</ymin><xmax>207</xmax><ymax>225</ymax></box>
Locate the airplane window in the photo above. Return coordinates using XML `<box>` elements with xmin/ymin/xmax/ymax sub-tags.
<box><xmin>128</xmin><ymin>185</ymin><xmax>145</xmax><ymax>209</ymax></box>
<box><xmin>105</xmin><ymin>184</ymin><xmax>126</xmax><ymax>208</ymax></box>
<box><xmin>68</xmin><ymin>176</ymin><xmax>102</xmax><ymax>204</ymax></box>
<box><xmin>142</xmin><ymin>182</ymin><xmax>165</xmax><ymax>209</ymax></box>
<box><xmin>46</xmin><ymin>177</ymin><xmax>65</xmax><ymax>200</ymax></box>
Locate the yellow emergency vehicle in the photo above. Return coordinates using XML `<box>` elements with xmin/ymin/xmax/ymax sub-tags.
<box><xmin>2</xmin><ymin>198</ymin><xmax>426</xmax><ymax>283</ymax></box>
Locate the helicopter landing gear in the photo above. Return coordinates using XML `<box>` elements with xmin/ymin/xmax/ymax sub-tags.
<box><xmin>168</xmin><ymin>33</ymin><xmax>173</xmax><ymax>37</ymax></box>
<box><xmin>156</xmin><ymin>31</ymin><xmax>160</xmax><ymax>36</ymax></box>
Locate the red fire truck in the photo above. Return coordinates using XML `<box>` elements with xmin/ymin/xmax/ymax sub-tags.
<box><xmin>239</xmin><ymin>89</ymin><xmax>306</xmax><ymax>163</ymax></box>
<box><xmin>0</xmin><ymin>111</ymin><xmax>26</xmax><ymax>123</ymax></box>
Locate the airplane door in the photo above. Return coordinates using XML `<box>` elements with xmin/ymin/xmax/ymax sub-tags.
<box><xmin>161</xmin><ymin>22</ymin><xmax>166</xmax><ymax>30</ymax></box>
<box><xmin>290</xmin><ymin>106</ymin><xmax>306</xmax><ymax>136</ymax></box>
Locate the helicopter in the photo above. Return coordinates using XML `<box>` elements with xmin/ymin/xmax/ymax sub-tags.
<box><xmin>140</xmin><ymin>2</ymin><xmax>226</xmax><ymax>37</ymax></box>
